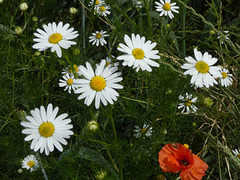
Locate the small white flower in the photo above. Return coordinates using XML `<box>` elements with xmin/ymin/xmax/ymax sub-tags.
<box><xmin>89</xmin><ymin>30</ymin><xmax>109</xmax><ymax>46</ymax></box>
<box><xmin>178</xmin><ymin>92</ymin><xmax>198</xmax><ymax>114</ymax></box>
<box><xmin>21</xmin><ymin>103</ymin><xmax>73</xmax><ymax>155</ymax></box>
<box><xmin>62</xmin><ymin>64</ymin><xmax>81</xmax><ymax>76</ymax></box>
<box><xmin>132</xmin><ymin>0</ymin><xmax>146</xmax><ymax>9</ymax></box>
<box><xmin>181</xmin><ymin>48</ymin><xmax>222</xmax><ymax>88</ymax></box>
<box><xmin>232</xmin><ymin>149</ymin><xmax>240</xmax><ymax>158</ymax></box>
<box><xmin>117</xmin><ymin>34</ymin><xmax>160</xmax><ymax>72</ymax></box>
<box><xmin>59</xmin><ymin>73</ymin><xmax>78</xmax><ymax>93</ymax></box>
<box><xmin>22</xmin><ymin>155</ymin><xmax>39</xmax><ymax>172</ymax></box>
<box><xmin>102</xmin><ymin>56</ymin><xmax>119</xmax><ymax>67</ymax></box>
<box><xmin>32</xmin><ymin>22</ymin><xmax>79</xmax><ymax>58</ymax></box>
<box><xmin>69</xmin><ymin>7</ymin><xmax>78</xmax><ymax>14</ymax></box>
<box><xmin>217</xmin><ymin>31</ymin><xmax>229</xmax><ymax>44</ymax></box>
<box><xmin>89</xmin><ymin>0</ymin><xmax>105</xmax><ymax>6</ymax></box>
<box><xmin>74</xmin><ymin>60</ymin><xmax>123</xmax><ymax>109</ymax></box>
<box><xmin>20</xmin><ymin>2</ymin><xmax>28</xmax><ymax>11</ymax></box>
<box><xmin>96</xmin><ymin>4</ymin><xmax>111</xmax><ymax>16</ymax></box>
<box><xmin>134</xmin><ymin>124</ymin><xmax>152</xmax><ymax>139</ymax></box>
<box><xmin>155</xmin><ymin>0</ymin><xmax>179</xmax><ymax>19</ymax></box>
<box><xmin>219</xmin><ymin>68</ymin><xmax>233</xmax><ymax>87</ymax></box>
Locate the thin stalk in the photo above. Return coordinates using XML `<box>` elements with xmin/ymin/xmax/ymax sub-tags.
<box><xmin>182</xmin><ymin>0</ymin><xmax>186</xmax><ymax>58</ymax></box>
<box><xmin>81</xmin><ymin>0</ymin><xmax>86</xmax><ymax>50</ymax></box>
<box><xmin>144</xmin><ymin>0</ymin><xmax>152</xmax><ymax>35</ymax></box>
<box><xmin>40</xmin><ymin>164</ymin><xmax>48</xmax><ymax>180</ymax></box>
<box><xmin>109</xmin><ymin>105</ymin><xmax>117</xmax><ymax>142</ymax></box>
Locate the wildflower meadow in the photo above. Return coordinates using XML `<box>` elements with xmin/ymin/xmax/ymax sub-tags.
<box><xmin>1</xmin><ymin>0</ymin><xmax>240</xmax><ymax>179</ymax></box>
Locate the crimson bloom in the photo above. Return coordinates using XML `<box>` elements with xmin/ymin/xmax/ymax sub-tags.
<box><xmin>158</xmin><ymin>143</ymin><xmax>208</xmax><ymax>180</ymax></box>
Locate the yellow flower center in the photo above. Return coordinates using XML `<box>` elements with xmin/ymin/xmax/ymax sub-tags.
<box><xmin>39</xmin><ymin>122</ymin><xmax>55</xmax><ymax>137</ymax></box>
<box><xmin>67</xmin><ymin>79</ymin><xmax>73</xmax><ymax>85</ymax></box>
<box><xmin>95</xmin><ymin>0</ymin><xmax>100</xmax><ymax>5</ymax></box>
<box><xmin>100</xmin><ymin>6</ymin><xmax>105</xmax><ymax>12</ymax></box>
<box><xmin>163</xmin><ymin>3</ymin><xmax>171</xmax><ymax>11</ymax></box>
<box><xmin>141</xmin><ymin>128</ymin><xmax>146</xmax><ymax>134</ymax></box>
<box><xmin>27</xmin><ymin>161</ymin><xmax>35</xmax><ymax>168</ymax></box>
<box><xmin>48</xmin><ymin>33</ymin><xmax>63</xmax><ymax>44</ymax></box>
<box><xmin>105</xmin><ymin>62</ymin><xmax>111</xmax><ymax>66</ymax></box>
<box><xmin>184</xmin><ymin>99</ymin><xmax>192</xmax><ymax>107</ymax></box>
<box><xmin>221</xmin><ymin>72</ymin><xmax>227</xmax><ymax>79</ymax></box>
<box><xmin>90</xmin><ymin>76</ymin><xmax>106</xmax><ymax>91</ymax></box>
<box><xmin>195</xmin><ymin>61</ymin><xmax>209</xmax><ymax>74</ymax></box>
<box><xmin>96</xmin><ymin>33</ymin><xmax>102</xmax><ymax>39</ymax></box>
<box><xmin>183</xmin><ymin>144</ymin><xmax>189</xmax><ymax>149</ymax></box>
<box><xmin>237</xmin><ymin>154</ymin><xmax>240</xmax><ymax>159</ymax></box>
<box><xmin>132</xmin><ymin>48</ymin><xmax>145</xmax><ymax>60</ymax></box>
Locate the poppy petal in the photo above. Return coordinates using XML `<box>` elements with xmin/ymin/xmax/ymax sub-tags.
<box><xmin>180</xmin><ymin>154</ymin><xmax>208</xmax><ymax>180</ymax></box>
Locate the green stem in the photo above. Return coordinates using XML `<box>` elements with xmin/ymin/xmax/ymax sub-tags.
<box><xmin>144</xmin><ymin>0</ymin><xmax>152</xmax><ymax>35</ymax></box>
<box><xmin>109</xmin><ymin>105</ymin><xmax>117</xmax><ymax>142</ymax></box>
<box><xmin>182</xmin><ymin>0</ymin><xmax>186</xmax><ymax>58</ymax></box>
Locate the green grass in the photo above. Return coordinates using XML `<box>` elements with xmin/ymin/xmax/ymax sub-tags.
<box><xmin>0</xmin><ymin>0</ymin><xmax>240</xmax><ymax>179</ymax></box>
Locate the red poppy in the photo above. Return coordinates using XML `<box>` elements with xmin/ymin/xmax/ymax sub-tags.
<box><xmin>158</xmin><ymin>143</ymin><xmax>208</xmax><ymax>180</ymax></box>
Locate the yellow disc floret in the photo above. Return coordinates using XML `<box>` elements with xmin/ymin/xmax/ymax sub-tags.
<box><xmin>195</xmin><ymin>61</ymin><xmax>209</xmax><ymax>74</ymax></box>
<box><xmin>27</xmin><ymin>161</ymin><xmax>35</xmax><ymax>168</ymax></box>
<box><xmin>184</xmin><ymin>99</ymin><xmax>192</xmax><ymax>107</ymax></box>
<box><xmin>39</xmin><ymin>122</ymin><xmax>55</xmax><ymax>137</ymax></box>
<box><xmin>49</xmin><ymin>33</ymin><xmax>63</xmax><ymax>44</ymax></box>
<box><xmin>96</xmin><ymin>33</ymin><xmax>102</xmax><ymax>39</ymax></box>
<box><xmin>132</xmin><ymin>48</ymin><xmax>145</xmax><ymax>60</ymax></box>
<box><xmin>90</xmin><ymin>76</ymin><xmax>106</xmax><ymax>91</ymax></box>
<box><xmin>221</xmin><ymin>72</ymin><xmax>227</xmax><ymax>79</ymax></box>
<box><xmin>163</xmin><ymin>3</ymin><xmax>171</xmax><ymax>11</ymax></box>
<box><xmin>100</xmin><ymin>6</ymin><xmax>105</xmax><ymax>12</ymax></box>
<box><xmin>141</xmin><ymin>128</ymin><xmax>146</xmax><ymax>134</ymax></box>
<box><xmin>95</xmin><ymin>0</ymin><xmax>100</xmax><ymax>5</ymax></box>
<box><xmin>67</xmin><ymin>79</ymin><xmax>73</xmax><ymax>85</ymax></box>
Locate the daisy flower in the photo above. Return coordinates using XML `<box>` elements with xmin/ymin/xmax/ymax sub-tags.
<box><xmin>59</xmin><ymin>73</ymin><xmax>78</xmax><ymax>93</ymax></box>
<box><xmin>21</xmin><ymin>103</ymin><xmax>74</xmax><ymax>155</ymax></box>
<box><xmin>155</xmin><ymin>0</ymin><xmax>179</xmax><ymax>19</ymax></box>
<box><xmin>117</xmin><ymin>34</ymin><xmax>160</xmax><ymax>72</ymax></box>
<box><xmin>89</xmin><ymin>30</ymin><xmax>109</xmax><ymax>46</ymax></box>
<box><xmin>178</xmin><ymin>92</ymin><xmax>198</xmax><ymax>114</ymax></box>
<box><xmin>134</xmin><ymin>124</ymin><xmax>152</xmax><ymax>138</ymax></box>
<box><xmin>32</xmin><ymin>22</ymin><xmax>79</xmax><ymax>58</ymax></box>
<box><xmin>219</xmin><ymin>67</ymin><xmax>233</xmax><ymax>87</ymax></box>
<box><xmin>181</xmin><ymin>48</ymin><xmax>222</xmax><ymax>88</ymax></box>
<box><xmin>232</xmin><ymin>149</ymin><xmax>240</xmax><ymax>158</ymax></box>
<box><xmin>22</xmin><ymin>155</ymin><xmax>39</xmax><ymax>172</ymax></box>
<box><xmin>217</xmin><ymin>31</ymin><xmax>229</xmax><ymax>44</ymax></box>
<box><xmin>132</xmin><ymin>0</ymin><xmax>145</xmax><ymax>9</ymax></box>
<box><xmin>74</xmin><ymin>60</ymin><xmax>123</xmax><ymax>109</ymax></box>
<box><xmin>89</xmin><ymin>0</ymin><xmax>105</xmax><ymax>6</ymax></box>
<box><xmin>96</xmin><ymin>4</ymin><xmax>111</xmax><ymax>16</ymax></box>
<box><xmin>62</xmin><ymin>64</ymin><xmax>81</xmax><ymax>76</ymax></box>
<box><xmin>103</xmin><ymin>56</ymin><xmax>119</xmax><ymax>67</ymax></box>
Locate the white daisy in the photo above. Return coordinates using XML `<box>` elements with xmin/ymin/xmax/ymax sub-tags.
<box><xmin>217</xmin><ymin>31</ymin><xmax>230</xmax><ymax>44</ymax></box>
<box><xmin>232</xmin><ymin>149</ymin><xmax>240</xmax><ymax>158</ymax></box>
<box><xmin>89</xmin><ymin>0</ymin><xmax>105</xmax><ymax>6</ymax></box>
<box><xmin>22</xmin><ymin>155</ymin><xmax>39</xmax><ymax>172</ymax></box>
<box><xmin>155</xmin><ymin>0</ymin><xmax>179</xmax><ymax>19</ymax></box>
<box><xmin>96</xmin><ymin>4</ymin><xmax>111</xmax><ymax>16</ymax></box>
<box><xmin>178</xmin><ymin>92</ymin><xmax>198</xmax><ymax>114</ymax></box>
<box><xmin>32</xmin><ymin>22</ymin><xmax>79</xmax><ymax>58</ymax></box>
<box><xmin>132</xmin><ymin>0</ymin><xmax>145</xmax><ymax>9</ymax></box>
<box><xmin>103</xmin><ymin>56</ymin><xmax>119</xmax><ymax>67</ymax></box>
<box><xmin>89</xmin><ymin>30</ymin><xmax>109</xmax><ymax>46</ymax></box>
<box><xmin>133</xmin><ymin>124</ymin><xmax>152</xmax><ymax>139</ymax></box>
<box><xmin>219</xmin><ymin>68</ymin><xmax>233</xmax><ymax>87</ymax></box>
<box><xmin>74</xmin><ymin>60</ymin><xmax>123</xmax><ymax>109</ymax></box>
<box><xmin>62</xmin><ymin>64</ymin><xmax>81</xmax><ymax>76</ymax></box>
<box><xmin>117</xmin><ymin>34</ymin><xmax>160</xmax><ymax>72</ymax></box>
<box><xmin>59</xmin><ymin>73</ymin><xmax>78</xmax><ymax>93</ymax></box>
<box><xmin>181</xmin><ymin>48</ymin><xmax>222</xmax><ymax>88</ymax></box>
<box><xmin>21</xmin><ymin>103</ymin><xmax>73</xmax><ymax>155</ymax></box>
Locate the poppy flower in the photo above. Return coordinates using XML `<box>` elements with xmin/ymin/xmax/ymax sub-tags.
<box><xmin>158</xmin><ymin>143</ymin><xmax>208</xmax><ymax>180</ymax></box>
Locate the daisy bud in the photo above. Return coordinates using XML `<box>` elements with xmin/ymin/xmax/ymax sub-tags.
<box><xmin>192</xmin><ymin>122</ymin><xmax>197</xmax><ymax>127</ymax></box>
<box><xmin>95</xmin><ymin>170</ymin><xmax>107</xmax><ymax>180</ymax></box>
<box><xmin>73</xmin><ymin>48</ymin><xmax>80</xmax><ymax>55</ymax></box>
<box><xmin>166</xmin><ymin>24</ymin><xmax>170</xmax><ymax>28</ymax></box>
<box><xmin>0</xmin><ymin>0</ymin><xmax>3</xmax><ymax>4</ymax></box>
<box><xmin>32</xmin><ymin>16</ymin><xmax>38</xmax><ymax>22</ymax></box>
<box><xmin>69</xmin><ymin>7</ymin><xmax>78</xmax><ymax>15</ymax></box>
<box><xmin>35</xmin><ymin>51</ymin><xmax>41</xmax><ymax>56</ymax></box>
<box><xmin>210</xmin><ymin>30</ymin><xmax>215</xmax><ymax>35</ymax></box>
<box><xmin>203</xmin><ymin>97</ymin><xmax>214</xmax><ymax>108</ymax></box>
<box><xmin>14</xmin><ymin>27</ymin><xmax>23</xmax><ymax>35</ymax></box>
<box><xmin>87</xmin><ymin>120</ymin><xmax>99</xmax><ymax>132</ymax></box>
<box><xmin>19</xmin><ymin>2</ymin><xmax>28</xmax><ymax>11</ymax></box>
<box><xmin>18</xmin><ymin>169</ymin><xmax>23</xmax><ymax>173</ymax></box>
